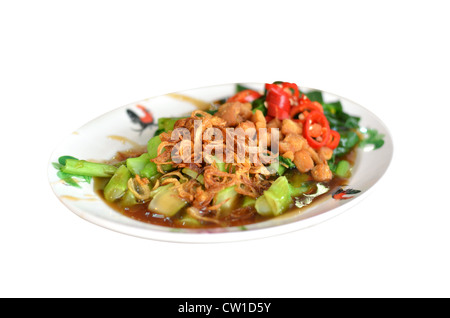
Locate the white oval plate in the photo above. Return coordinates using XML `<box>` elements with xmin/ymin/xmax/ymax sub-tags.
<box><xmin>48</xmin><ymin>83</ymin><xmax>393</xmax><ymax>243</ymax></box>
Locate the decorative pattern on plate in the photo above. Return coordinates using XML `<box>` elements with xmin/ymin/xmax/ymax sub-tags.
<box><xmin>126</xmin><ymin>104</ymin><xmax>155</xmax><ymax>134</ymax></box>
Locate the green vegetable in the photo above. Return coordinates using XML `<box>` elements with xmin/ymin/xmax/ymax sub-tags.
<box><xmin>328</xmin><ymin>129</ymin><xmax>360</xmax><ymax>173</ymax></box>
<box><xmin>359</xmin><ymin>128</ymin><xmax>385</xmax><ymax>150</ymax></box>
<box><xmin>288</xmin><ymin>183</ymin><xmax>314</xmax><ymax>197</ymax></box>
<box><xmin>331</xmin><ymin>130</ymin><xmax>361</xmax><ymax>159</ymax></box>
<box><xmin>236</xmin><ymin>83</ymin><xmax>253</xmax><ymax>92</ymax></box>
<box><xmin>148</xmin><ymin>184</ymin><xmax>171</xmax><ymax>198</ymax></box>
<box><xmin>286</xmin><ymin>168</ymin><xmax>314</xmax><ymax>197</ymax></box>
<box><xmin>61</xmin><ymin>159</ymin><xmax>117</xmax><ymax>177</ymax></box>
<box><xmin>103</xmin><ymin>165</ymin><xmax>132</xmax><ymax>202</ymax></box>
<box><xmin>140</xmin><ymin>162</ymin><xmax>159</xmax><ymax>179</ymax></box>
<box><xmin>177</xmin><ymin>214</ymin><xmax>201</xmax><ymax>227</ymax></box>
<box><xmin>265</xmin><ymin>157</ymin><xmax>295</xmax><ymax>176</ymax></box>
<box><xmin>285</xmin><ymin>169</ymin><xmax>310</xmax><ymax>185</ymax></box>
<box><xmin>242</xmin><ymin>196</ymin><xmax>256</xmax><ymax>208</ymax></box>
<box><xmin>148</xmin><ymin>184</ymin><xmax>187</xmax><ymax>217</ymax></box>
<box><xmin>157</xmin><ymin>116</ymin><xmax>186</xmax><ymax>133</ymax></box>
<box><xmin>279</xmin><ymin>156</ymin><xmax>296</xmax><ymax>169</ymax></box>
<box><xmin>304</xmin><ymin>90</ymin><xmax>324</xmax><ymax>104</ymax></box>
<box><xmin>58</xmin><ymin>155</ymin><xmax>78</xmax><ymax>166</ymax></box>
<box><xmin>147</xmin><ymin>135</ymin><xmax>162</xmax><ymax>159</ymax></box>
<box><xmin>119</xmin><ymin>190</ymin><xmax>138</xmax><ymax>207</ymax></box>
<box><xmin>206</xmin><ymin>155</ymin><xmax>226</xmax><ymax>172</ymax></box>
<box><xmin>251</xmin><ymin>96</ymin><xmax>267</xmax><ymax>116</ymax></box>
<box><xmin>147</xmin><ymin>134</ymin><xmax>173</xmax><ymax>172</ymax></box>
<box><xmin>266</xmin><ymin>161</ymin><xmax>286</xmax><ymax>176</ymax></box>
<box><xmin>322</xmin><ymin>100</ymin><xmax>360</xmax><ymax>131</ymax></box>
<box><xmin>126</xmin><ymin>153</ymin><xmax>150</xmax><ymax>175</ymax></box>
<box><xmin>335</xmin><ymin>160</ymin><xmax>351</xmax><ymax>178</ymax></box>
<box><xmin>276</xmin><ymin>164</ymin><xmax>286</xmax><ymax>176</ymax></box>
<box><xmin>255</xmin><ymin>176</ymin><xmax>292</xmax><ymax>217</ymax></box>
<box><xmin>126</xmin><ymin>153</ymin><xmax>160</xmax><ymax>179</ymax></box>
<box><xmin>254</xmin><ymin>196</ymin><xmax>272</xmax><ymax>217</ymax></box>
<box><xmin>153</xmin><ymin>128</ymin><xmax>165</xmax><ymax>137</ymax></box>
<box><xmin>213</xmin><ymin>186</ymin><xmax>239</xmax><ymax>216</ymax></box>
<box><xmin>215</xmin><ymin>157</ymin><xmax>227</xmax><ymax>172</ymax></box>
<box><xmin>182</xmin><ymin>168</ymin><xmax>204</xmax><ymax>184</ymax></box>
<box><xmin>205</xmin><ymin>109</ymin><xmax>219</xmax><ymax>115</ymax></box>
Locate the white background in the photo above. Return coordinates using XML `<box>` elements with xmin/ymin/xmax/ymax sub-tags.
<box><xmin>1</xmin><ymin>0</ymin><xmax>449</xmax><ymax>298</ymax></box>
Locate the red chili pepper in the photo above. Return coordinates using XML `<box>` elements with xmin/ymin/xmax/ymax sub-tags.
<box><xmin>303</xmin><ymin>110</ymin><xmax>331</xmax><ymax>149</ymax></box>
<box><xmin>265</xmin><ymin>83</ymin><xmax>291</xmax><ymax>119</ymax></box>
<box><xmin>280</xmin><ymin>82</ymin><xmax>300</xmax><ymax>98</ymax></box>
<box><xmin>289</xmin><ymin>95</ymin><xmax>323</xmax><ymax>120</ymax></box>
<box><xmin>326</xmin><ymin>130</ymin><xmax>340</xmax><ymax>149</ymax></box>
<box><xmin>227</xmin><ymin>89</ymin><xmax>262</xmax><ymax>103</ymax></box>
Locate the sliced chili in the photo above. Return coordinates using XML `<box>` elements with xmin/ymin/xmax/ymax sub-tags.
<box><xmin>303</xmin><ymin>110</ymin><xmax>331</xmax><ymax>149</ymax></box>
<box><xmin>280</xmin><ymin>82</ymin><xmax>300</xmax><ymax>98</ymax></box>
<box><xmin>227</xmin><ymin>89</ymin><xmax>262</xmax><ymax>103</ymax></box>
<box><xmin>289</xmin><ymin>95</ymin><xmax>323</xmax><ymax>119</ymax></box>
<box><xmin>265</xmin><ymin>83</ymin><xmax>291</xmax><ymax>119</ymax></box>
<box><xmin>326</xmin><ymin>130</ymin><xmax>340</xmax><ymax>149</ymax></box>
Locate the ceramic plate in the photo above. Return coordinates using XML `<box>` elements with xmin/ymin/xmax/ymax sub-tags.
<box><xmin>48</xmin><ymin>83</ymin><xmax>393</xmax><ymax>243</ymax></box>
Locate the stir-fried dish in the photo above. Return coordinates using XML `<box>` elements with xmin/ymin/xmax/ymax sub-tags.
<box><xmin>54</xmin><ymin>82</ymin><xmax>384</xmax><ymax>228</ymax></box>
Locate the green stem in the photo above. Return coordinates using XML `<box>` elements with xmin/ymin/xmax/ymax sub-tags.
<box><xmin>61</xmin><ymin>159</ymin><xmax>117</xmax><ymax>177</ymax></box>
<box><xmin>103</xmin><ymin>165</ymin><xmax>131</xmax><ymax>202</ymax></box>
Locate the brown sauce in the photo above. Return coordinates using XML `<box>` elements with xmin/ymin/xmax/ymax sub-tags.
<box><xmin>97</xmin><ymin>190</ymin><xmax>271</xmax><ymax>229</ymax></box>
<box><xmin>94</xmin><ymin>140</ymin><xmax>356</xmax><ymax>230</ymax></box>
<box><xmin>94</xmin><ymin>166</ymin><xmax>349</xmax><ymax>230</ymax></box>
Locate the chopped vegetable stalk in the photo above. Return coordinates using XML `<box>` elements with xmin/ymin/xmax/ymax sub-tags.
<box><xmin>255</xmin><ymin>176</ymin><xmax>292</xmax><ymax>216</ymax></box>
<box><xmin>285</xmin><ymin>170</ymin><xmax>314</xmax><ymax>196</ymax></box>
<box><xmin>140</xmin><ymin>162</ymin><xmax>159</xmax><ymax>179</ymax></box>
<box><xmin>213</xmin><ymin>186</ymin><xmax>239</xmax><ymax>216</ymax></box>
<box><xmin>158</xmin><ymin>117</ymin><xmax>186</xmax><ymax>132</ymax></box>
<box><xmin>176</xmin><ymin>213</ymin><xmax>201</xmax><ymax>227</ymax></box>
<box><xmin>242</xmin><ymin>196</ymin><xmax>256</xmax><ymax>207</ymax></box>
<box><xmin>207</xmin><ymin>155</ymin><xmax>226</xmax><ymax>172</ymax></box>
<box><xmin>119</xmin><ymin>190</ymin><xmax>138</xmax><ymax>207</ymax></box>
<box><xmin>126</xmin><ymin>152</ymin><xmax>159</xmax><ymax>179</ymax></box>
<box><xmin>147</xmin><ymin>135</ymin><xmax>162</xmax><ymax>159</ymax></box>
<box><xmin>181</xmin><ymin>168</ymin><xmax>204</xmax><ymax>184</ymax></box>
<box><xmin>103</xmin><ymin>165</ymin><xmax>132</xmax><ymax>202</ymax></box>
<box><xmin>277</xmin><ymin>164</ymin><xmax>287</xmax><ymax>176</ymax></box>
<box><xmin>148</xmin><ymin>184</ymin><xmax>171</xmax><ymax>198</ymax></box>
<box><xmin>285</xmin><ymin>170</ymin><xmax>310</xmax><ymax>187</ymax></box>
<box><xmin>335</xmin><ymin>160</ymin><xmax>350</xmax><ymax>178</ymax></box>
<box><xmin>147</xmin><ymin>134</ymin><xmax>173</xmax><ymax>172</ymax></box>
<box><xmin>289</xmin><ymin>183</ymin><xmax>313</xmax><ymax>197</ymax></box>
<box><xmin>254</xmin><ymin>196</ymin><xmax>272</xmax><ymax>217</ymax></box>
<box><xmin>126</xmin><ymin>153</ymin><xmax>150</xmax><ymax>176</ymax></box>
<box><xmin>61</xmin><ymin>159</ymin><xmax>117</xmax><ymax>177</ymax></box>
<box><xmin>148</xmin><ymin>184</ymin><xmax>187</xmax><ymax>217</ymax></box>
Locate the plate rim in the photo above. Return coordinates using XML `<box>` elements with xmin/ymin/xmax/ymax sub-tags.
<box><xmin>48</xmin><ymin>82</ymin><xmax>394</xmax><ymax>243</ymax></box>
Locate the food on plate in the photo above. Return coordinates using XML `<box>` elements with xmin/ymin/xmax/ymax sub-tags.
<box><xmin>53</xmin><ymin>82</ymin><xmax>384</xmax><ymax>229</ymax></box>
